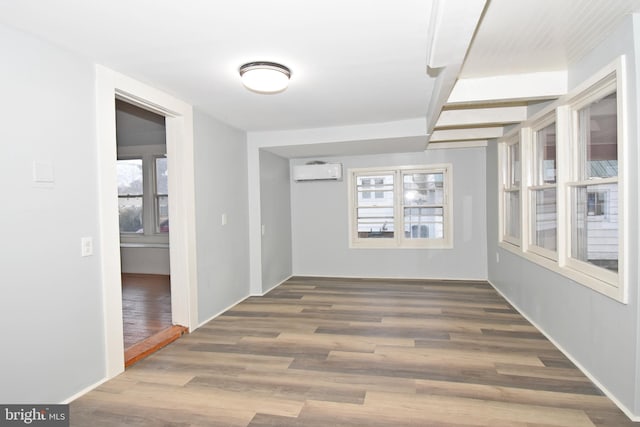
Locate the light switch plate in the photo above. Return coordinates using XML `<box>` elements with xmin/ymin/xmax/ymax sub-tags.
<box><xmin>81</xmin><ymin>237</ymin><xmax>93</xmax><ymax>257</ymax></box>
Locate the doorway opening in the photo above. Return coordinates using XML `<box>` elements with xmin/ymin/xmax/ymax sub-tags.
<box><xmin>97</xmin><ymin>65</ymin><xmax>198</xmax><ymax>379</ymax></box>
<box><xmin>115</xmin><ymin>99</ymin><xmax>186</xmax><ymax>367</ymax></box>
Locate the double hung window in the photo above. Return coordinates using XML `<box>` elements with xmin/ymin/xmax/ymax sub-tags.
<box><xmin>350</xmin><ymin>165</ymin><xmax>452</xmax><ymax>248</ymax></box>
<box><xmin>501</xmin><ymin>138</ymin><xmax>521</xmax><ymax>245</ymax></box>
<box><xmin>117</xmin><ymin>154</ymin><xmax>169</xmax><ymax>240</ymax></box>
<box><xmin>567</xmin><ymin>90</ymin><xmax>619</xmax><ymax>279</ymax></box>
<box><xmin>529</xmin><ymin>118</ymin><xmax>557</xmax><ymax>258</ymax></box>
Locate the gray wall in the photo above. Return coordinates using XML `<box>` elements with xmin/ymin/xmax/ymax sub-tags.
<box><xmin>0</xmin><ymin>24</ymin><xmax>105</xmax><ymax>402</ymax></box>
<box><xmin>193</xmin><ymin>110</ymin><xmax>251</xmax><ymax>323</ymax></box>
<box><xmin>487</xmin><ymin>15</ymin><xmax>640</xmax><ymax>414</ymax></box>
<box><xmin>291</xmin><ymin>148</ymin><xmax>487</xmax><ymax>280</ymax></box>
<box><xmin>259</xmin><ymin>150</ymin><xmax>293</xmax><ymax>291</ymax></box>
<box><xmin>120</xmin><ymin>247</ymin><xmax>170</xmax><ymax>275</ymax></box>
<box><xmin>115</xmin><ymin>100</ymin><xmax>166</xmax><ymax>147</ymax></box>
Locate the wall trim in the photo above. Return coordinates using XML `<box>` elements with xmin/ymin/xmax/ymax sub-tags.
<box><xmin>427</xmin><ymin>140</ymin><xmax>488</xmax><ymax>150</ymax></box>
<box><xmin>487</xmin><ymin>279</ymin><xmax>638</xmax><ymax>422</ymax></box>
<box><xmin>197</xmin><ymin>294</ymin><xmax>252</xmax><ymax>329</ymax></box>
<box><xmin>251</xmin><ymin>275</ymin><xmax>293</xmax><ymax>297</ymax></box>
<box><xmin>290</xmin><ymin>273</ymin><xmax>488</xmax><ymax>282</ymax></box>
<box><xmin>61</xmin><ymin>377</ymin><xmax>109</xmax><ymax>404</ymax></box>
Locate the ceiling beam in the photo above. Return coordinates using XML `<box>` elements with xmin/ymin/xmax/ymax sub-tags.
<box><xmin>430</xmin><ymin>126</ymin><xmax>503</xmax><ymax>142</ymax></box>
<box><xmin>447</xmin><ymin>70</ymin><xmax>568</xmax><ymax>104</ymax></box>
<box><xmin>435</xmin><ymin>105</ymin><xmax>527</xmax><ymax>128</ymax></box>
<box><xmin>424</xmin><ymin>0</ymin><xmax>488</xmax><ymax>136</ymax></box>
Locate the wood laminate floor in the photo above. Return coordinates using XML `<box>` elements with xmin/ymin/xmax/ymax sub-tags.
<box><xmin>72</xmin><ymin>277</ymin><xmax>634</xmax><ymax>426</ymax></box>
<box><xmin>122</xmin><ymin>273</ymin><xmax>173</xmax><ymax>350</ymax></box>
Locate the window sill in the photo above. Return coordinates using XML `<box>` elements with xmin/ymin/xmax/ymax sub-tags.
<box><xmin>120</xmin><ymin>242</ymin><xmax>170</xmax><ymax>249</ymax></box>
<box><xmin>350</xmin><ymin>241</ymin><xmax>454</xmax><ymax>249</ymax></box>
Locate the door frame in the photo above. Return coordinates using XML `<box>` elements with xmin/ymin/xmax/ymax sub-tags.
<box><xmin>96</xmin><ymin>65</ymin><xmax>198</xmax><ymax>378</ymax></box>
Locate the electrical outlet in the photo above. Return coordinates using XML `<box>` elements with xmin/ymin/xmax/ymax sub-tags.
<box><xmin>496</xmin><ymin>252</ymin><xmax>500</xmax><ymax>263</ymax></box>
<box><xmin>221</xmin><ymin>213</ymin><xmax>227</xmax><ymax>226</ymax></box>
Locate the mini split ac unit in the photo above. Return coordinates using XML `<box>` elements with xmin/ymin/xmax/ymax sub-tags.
<box><xmin>292</xmin><ymin>163</ymin><xmax>343</xmax><ymax>182</ymax></box>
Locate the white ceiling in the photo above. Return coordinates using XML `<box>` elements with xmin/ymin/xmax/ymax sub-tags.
<box><xmin>461</xmin><ymin>0</ymin><xmax>640</xmax><ymax>78</ymax></box>
<box><xmin>1</xmin><ymin>0</ymin><xmax>640</xmax><ymax>156</ymax></box>
<box><xmin>0</xmin><ymin>0</ymin><xmax>435</xmax><ymax>132</ymax></box>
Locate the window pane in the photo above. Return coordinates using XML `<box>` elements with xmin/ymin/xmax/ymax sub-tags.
<box><xmin>119</xmin><ymin>196</ymin><xmax>143</xmax><ymax>233</ymax></box>
<box><xmin>117</xmin><ymin>159</ymin><xmax>143</xmax><ymax>233</ymax></box>
<box><xmin>356</xmin><ymin>173</ymin><xmax>394</xmax><ymax>239</ymax></box>
<box><xmin>571</xmin><ymin>183</ymin><xmax>618</xmax><ymax>272</ymax></box>
<box><xmin>357</xmin><ymin>175</ymin><xmax>393</xmax><ymax>190</ymax></box>
<box><xmin>505</xmin><ymin>190</ymin><xmax>520</xmax><ymax>239</ymax></box>
<box><xmin>578</xmin><ymin>92</ymin><xmax>618</xmax><ymax>179</ymax></box>
<box><xmin>157</xmin><ymin>195</ymin><xmax>169</xmax><ymax>233</ymax></box>
<box><xmin>535</xmin><ymin>123</ymin><xmax>556</xmax><ymax>184</ymax></box>
<box><xmin>117</xmin><ymin>159</ymin><xmax>143</xmax><ymax>195</ymax></box>
<box><xmin>357</xmin><ymin>174</ymin><xmax>393</xmax><ymax>205</ymax></box>
<box><xmin>532</xmin><ymin>188</ymin><xmax>557</xmax><ymax>251</ymax></box>
<box><xmin>404</xmin><ymin>207</ymin><xmax>443</xmax><ymax>239</ymax></box>
<box><xmin>357</xmin><ymin>207</ymin><xmax>394</xmax><ymax>238</ymax></box>
<box><xmin>509</xmin><ymin>143</ymin><xmax>521</xmax><ymax>187</ymax></box>
<box><xmin>358</xmin><ymin>190</ymin><xmax>394</xmax><ymax>206</ymax></box>
<box><xmin>156</xmin><ymin>157</ymin><xmax>168</xmax><ymax>194</ymax></box>
<box><xmin>403</xmin><ymin>172</ymin><xmax>443</xmax><ymax>206</ymax></box>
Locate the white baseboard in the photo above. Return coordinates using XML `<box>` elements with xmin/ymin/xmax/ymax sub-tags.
<box><xmin>61</xmin><ymin>377</ymin><xmax>109</xmax><ymax>404</ymax></box>
<box><xmin>251</xmin><ymin>275</ymin><xmax>293</xmax><ymax>297</ymax></box>
<box><xmin>487</xmin><ymin>280</ymin><xmax>639</xmax><ymax>422</ymax></box>
<box><xmin>197</xmin><ymin>294</ymin><xmax>253</xmax><ymax>329</ymax></box>
<box><xmin>289</xmin><ymin>273</ymin><xmax>487</xmax><ymax>282</ymax></box>
<box><xmin>63</xmin><ymin>292</ymin><xmax>257</xmax><ymax>403</ymax></box>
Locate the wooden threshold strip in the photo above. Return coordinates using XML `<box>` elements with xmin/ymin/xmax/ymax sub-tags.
<box><xmin>124</xmin><ymin>325</ymin><xmax>188</xmax><ymax>368</ymax></box>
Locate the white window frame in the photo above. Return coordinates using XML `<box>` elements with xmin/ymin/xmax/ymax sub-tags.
<box><xmin>527</xmin><ymin>114</ymin><xmax>558</xmax><ymax>261</ymax></box>
<box><xmin>118</xmin><ymin>144</ymin><xmax>169</xmax><ymax>245</ymax></box>
<box><xmin>562</xmin><ymin>63</ymin><xmax>624</xmax><ymax>297</ymax></box>
<box><xmin>153</xmin><ymin>155</ymin><xmax>169</xmax><ymax>233</ymax></box>
<box><xmin>499</xmin><ymin>134</ymin><xmax>522</xmax><ymax>247</ymax></box>
<box><xmin>348</xmin><ymin>164</ymin><xmax>453</xmax><ymax>249</ymax></box>
<box><xmin>496</xmin><ymin>56</ymin><xmax>628</xmax><ymax>303</ymax></box>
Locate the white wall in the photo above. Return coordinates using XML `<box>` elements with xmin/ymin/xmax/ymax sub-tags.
<box><xmin>0</xmin><ymin>24</ymin><xmax>105</xmax><ymax>402</ymax></box>
<box><xmin>193</xmin><ymin>110</ymin><xmax>251</xmax><ymax>324</ymax></box>
<box><xmin>120</xmin><ymin>247</ymin><xmax>170</xmax><ymax>275</ymax></box>
<box><xmin>487</xmin><ymin>15</ymin><xmax>640</xmax><ymax>417</ymax></box>
<box><xmin>291</xmin><ymin>148</ymin><xmax>487</xmax><ymax>280</ymax></box>
<box><xmin>259</xmin><ymin>150</ymin><xmax>293</xmax><ymax>291</ymax></box>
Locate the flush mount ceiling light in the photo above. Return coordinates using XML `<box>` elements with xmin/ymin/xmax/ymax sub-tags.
<box><xmin>239</xmin><ymin>61</ymin><xmax>291</xmax><ymax>94</ymax></box>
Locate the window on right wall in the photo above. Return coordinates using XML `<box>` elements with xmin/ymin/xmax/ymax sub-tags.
<box><xmin>559</xmin><ymin>58</ymin><xmax>626</xmax><ymax>301</ymax></box>
<box><xmin>529</xmin><ymin>116</ymin><xmax>557</xmax><ymax>259</ymax></box>
<box><xmin>498</xmin><ymin>56</ymin><xmax>627</xmax><ymax>303</ymax></box>
<box><xmin>501</xmin><ymin>136</ymin><xmax>521</xmax><ymax>246</ymax></box>
<box><xmin>566</xmin><ymin>87</ymin><xmax>620</xmax><ymax>285</ymax></box>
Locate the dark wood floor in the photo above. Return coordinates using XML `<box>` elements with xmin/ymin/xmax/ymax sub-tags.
<box><xmin>122</xmin><ymin>273</ymin><xmax>187</xmax><ymax>367</ymax></box>
<box><xmin>122</xmin><ymin>273</ymin><xmax>173</xmax><ymax>350</ymax></box>
<box><xmin>72</xmin><ymin>277</ymin><xmax>634</xmax><ymax>426</ymax></box>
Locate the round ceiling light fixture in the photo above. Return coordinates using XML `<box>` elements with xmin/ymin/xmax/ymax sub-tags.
<box><xmin>239</xmin><ymin>61</ymin><xmax>291</xmax><ymax>94</ymax></box>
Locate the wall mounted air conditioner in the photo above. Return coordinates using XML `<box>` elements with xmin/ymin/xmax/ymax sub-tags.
<box><xmin>293</xmin><ymin>163</ymin><xmax>343</xmax><ymax>182</ymax></box>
